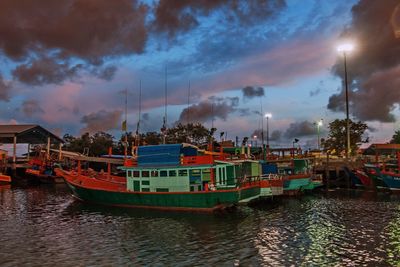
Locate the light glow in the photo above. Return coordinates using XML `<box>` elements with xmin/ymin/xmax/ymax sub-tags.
<box><xmin>337</xmin><ymin>43</ymin><xmax>355</xmax><ymax>53</ymax></box>
<box><xmin>265</xmin><ymin>113</ymin><xmax>272</xmax><ymax>118</ymax></box>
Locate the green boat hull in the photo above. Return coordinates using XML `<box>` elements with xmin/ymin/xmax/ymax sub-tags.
<box><xmin>66</xmin><ymin>182</ymin><xmax>260</xmax><ymax>211</ymax></box>
<box><xmin>283</xmin><ymin>177</ymin><xmax>311</xmax><ymax>191</ymax></box>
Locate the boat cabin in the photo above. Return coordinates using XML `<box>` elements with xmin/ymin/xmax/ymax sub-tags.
<box><xmin>124</xmin><ymin>162</ymin><xmax>237</xmax><ymax>193</ymax></box>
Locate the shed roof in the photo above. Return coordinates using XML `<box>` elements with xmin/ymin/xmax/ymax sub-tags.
<box><xmin>0</xmin><ymin>124</ymin><xmax>64</xmax><ymax>144</ymax></box>
<box><xmin>362</xmin><ymin>143</ymin><xmax>400</xmax><ymax>155</ymax></box>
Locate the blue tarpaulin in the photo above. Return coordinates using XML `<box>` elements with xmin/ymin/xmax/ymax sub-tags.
<box><xmin>261</xmin><ymin>163</ymin><xmax>278</xmax><ymax>174</ymax></box>
<box><xmin>137</xmin><ymin>144</ymin><xmax>198</xmax><ymax>167</ymax></box>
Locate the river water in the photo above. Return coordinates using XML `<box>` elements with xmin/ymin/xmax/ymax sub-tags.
<box><xmin>0</xmin><ymin>183</ymin><xmax>399</xmax><ymax>266</ymax></box>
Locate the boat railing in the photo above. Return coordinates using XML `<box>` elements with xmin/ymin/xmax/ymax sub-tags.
<box><xmin>260</xmin><ymin>173</ymin><xmax>283</xmax><ymax>181</ymax></box>
<box><xmin>236</xmin><ymin>175</ymin><xmax>261</xmax><ymax>187</ymax></box>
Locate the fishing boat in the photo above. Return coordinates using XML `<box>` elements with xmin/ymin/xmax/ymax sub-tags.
<box><xmin>55</xmin><ymin>144</ymin><xmax>261</xmax><ymax>212</ymax></box>
<box><xmin>361</xmin><ymin>164</ymin><xmax>387</xmax><ymax>189</ymax></box>
<box><xmin>343</xmin><ymin>166</ymin><xmax>364</xmax><ymax>187</ymax></box>
<box><xmin>279</xmin><ymin>159</ymin><xmax>321</xmax><ymax>195</ymax></box>
<box><xmin>0</xmin><ymin>149</ymin><xmax>11</xmax><ymax>183</ymax></box>
<box><xmin>25</xmin><ymin>154</ymin><xmax>64</xmax><ymax>184</ymax></box>
<box><xmin>259</xmin><ymin>162</ymin><xmax>283</xmax><ymax>197</ymax></box>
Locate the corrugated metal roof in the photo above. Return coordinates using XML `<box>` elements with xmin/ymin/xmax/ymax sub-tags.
<box><xmin>0</xmin><ymin>124</ymin><xmax>64</xmax><ymax>144</ymax></box>
<box><xmin>0</xmin><ymin>124</ymin><xmax>38</xmax><ymax>134</ymax></box>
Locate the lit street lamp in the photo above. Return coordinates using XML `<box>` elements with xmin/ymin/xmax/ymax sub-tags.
<box><xmin>337</xmin><ymin>42</ymin><xmax>354</xmax><ymax>159</ymax></box>
<box><xmin>316</xmin><ymin>119</ymin><xmax>323</xmax><ymax>150</ymax></box>
<box><xmin>265</xmin><ymin>113</ymin><xmax>272</xmax><ymax>157</ymax></box>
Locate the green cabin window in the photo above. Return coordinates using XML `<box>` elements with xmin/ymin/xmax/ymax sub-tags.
<box><xmin>179</xmin><ymin>169</ymin><xmax>188</xmax><ymax>176</ymax></box>
<box><xmin>141</xmin><ymin>188</ymin><xmax>150</xmax><ymax>192</ymax></box>
<box><xmin>142</xmin><ymin>171</ymin><xmax>149</xmax><ymax>177</ymax></box>
<box><xmin>142</xmin><ymin>180</ymin><xmax>150</xmax><ymax>185</ymax></box>
<box><xmin>169</xmin><ymin>170</ymin><xmax>177</xmax><ymax>177</ymax></box>
<box><xmin>151</xmin><ymin>171</ymin><xmax>158</xmax><ymax>177</ymax></box>
<box><xmin>133</xmin><ymin>171</ymin><xmax>140</xmax><ymax>177</ymax></box>
<box><xmin>133</xmin><ymin>181</ymin><xmax>140</xmax><ymax>192</ymax></box>
<box><xmin>160</xmin><ymin>170</ymin><xmax>168</xmax><ymax>177</ymax></box>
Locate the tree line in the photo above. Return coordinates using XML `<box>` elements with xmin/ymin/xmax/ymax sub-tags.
<box><xmin>61</xmin><ymin>119</ymin><xmax>400</xmax><ymax>157</ymax></box>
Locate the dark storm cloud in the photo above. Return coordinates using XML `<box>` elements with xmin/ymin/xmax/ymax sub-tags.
<box><xmin>90</xmin><ymin>65</ymin><xmax>117</xmax><ymax>81</ymax></box>
<box><xmin>0</xmin><ymin>74</ymin><xmax>11</xmax><ymax>101</ymax></box>
<box><xmin>12</xmin><ymin>57</ymin><xmax>83</xmax><ymax>85</ymax></box>
<box><xmin>22</xmin><ymin>100</ymin><xmax>44</xmax><ymax>117</ymax></box>
<box><xmin>80</xmin><ymin>109</ymin><xmax>122</xmax><ymax>134</ymax></box>
<box><xmin>284</xmin><ymin>121</ymin><xmax>315</xmax><ymax>138</ymax></box>
<box><xmin>329</xmin><ymin>0</ymin><xmax>400</xmax><ymax>122</ymax></box>
<box><xmin>177</xmin><ymin>97</ymin><xmax>239</xmax><ymax>123</ymax></box>
<box><xmin>142</xmin><ymin>113</ymin><xmax>150</xmax><ymax>121</ymax></box>
<box><xmin>152</xmin><ymin>0</ymin><xmax>286</xmax><ymax>36</ymax></box>
<box><xmin>0</xmin><ymin>0</ymin><xmax>147</xmax><ymax>85</ymax></box>
<box><xmin>242</xmin><ymin>86</ymin><xmax>265</xmax><ymax>99</ymax></box>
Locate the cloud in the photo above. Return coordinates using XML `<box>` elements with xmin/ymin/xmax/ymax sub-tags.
<box><xmin>177</xmin><ymin>97</ymin><xmax>239</xmax><ymax>124</ymax></box>
<box><xmin>0</xmin><ymin>0</ymin><xmax>148</xmax><ymax>85</ymax></box>
<box><xmin>242</xmin><ymin>86</ymin><xmax>265</xmax><ymax>99</ymax></box>
<box><xmin>328</xmin><ymin>0</ymin><xmax>400</xmax><ymax>122</ymax></box>
<box><xmin>12</xmin><ymin>57</ymin><xmax>83</xmax><ymax>85</ymax></box>
<box><xmin>80</xmin><ymin>109</ymin><xmax>122</xmax><ymax>134</ymax></box>
<box><xmin>0</xmin><ymin>74</ymin><xmax>11</xmax><ymax>101</ymax></box>
<box><xmin>284</xmin><ymin>120</ymin><xmax>315</xmax><ymax>138</ymax></box>
<box><xmin>22</xmin><ymin>100</ymin><xmax>44</xmax><ymax>117</ymax></box>
<box><xmin>152</xmin><ymin>0</ymin><xmax>286</xmax><ymax>36</ymax></box>
<box><xmin>142</xmin><ymin>113</ymin><xmax>150</xmax><ymax>121</ymax></box>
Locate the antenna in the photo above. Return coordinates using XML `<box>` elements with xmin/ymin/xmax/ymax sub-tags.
<box><xmin>187</xmin><ymin>80</ymin><xmax>190</xmax><ymax>124</ymax></box>
<box><xmin>260</xmin><ymin>98</ymin><xmax>265</xmax><ymax>160</ymax></box>
<box><xmin>164</xmin><ymin>65</ymin><xmax>168</xmax><ymax>127</ymax></box>
<box><xmin>124</xmin><ymin>88</ymin><xmax>128</xmax><ymax>158</ymax></box>
<box><xmin>187</xmin><ymin>80</ymin><xmax>191</xmax><ymax>143</ymax></box>
<box><xmin>162</xmin><ymin>65</ymin><xmax>168</xmax><ymax>144</ymax></box>
<box><xmin>211</xmin><ymin>102</ymin><xmax>215</xmax><ymax>130</ymax></box>
<box><xmin>136</xmin><ymin>80</ymin><xmax>142</xmax><ymax>143</ymax></box>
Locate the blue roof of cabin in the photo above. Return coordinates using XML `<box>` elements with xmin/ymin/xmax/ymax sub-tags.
<box><xmin>137</xmin><ymin>144</ymin><xmax>197</xmax><ymax>167</ymax></box>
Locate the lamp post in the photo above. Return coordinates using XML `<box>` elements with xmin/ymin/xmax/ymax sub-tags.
<box><xmin>337</xmin><ymin>43</ymin><xmax>354</xmax><ymax>160</ymax></box>
<box><xmin>316</xmin><ymin>119</ymin><xmax>323</xmax><ymax>150</ymax></box>
<box><xmin>265</xmin><ymin>113</ymin><xmax>272</xmax><ymax>158</ymax></box>
<box><xmin>253</xmin><ymin>135</ymin><xmax>258</xmax><ymax>148</ymax></box>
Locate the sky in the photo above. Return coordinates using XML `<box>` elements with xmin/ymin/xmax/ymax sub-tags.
<box><xmin>0</xmin><ymin>0</ymin><xmax>400</xmax><ymax>150</ymax></box>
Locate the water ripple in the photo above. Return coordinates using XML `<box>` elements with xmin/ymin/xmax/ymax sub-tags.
<box><xmin>0</xmin><ymin>186</ymin><xmax>399</xmax><ymax>266</ymax></box>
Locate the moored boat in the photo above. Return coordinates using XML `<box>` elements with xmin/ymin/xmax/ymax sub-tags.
<box><xmin>56</xmin><ymin>144</ymin><xmax>261</xmax><ymax>212</ymax></box>
<box><xmin>0</xmin><ymin>149</ymin><xmax>11</xmax><ymax>183</ymax></box>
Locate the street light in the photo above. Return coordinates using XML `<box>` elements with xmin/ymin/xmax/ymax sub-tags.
<box><xmin>253</xmin><ymin>135</ymin><xmax>258</xmax><ymax>148</ymax></box>
<box><xmin>265</xmin><ymin>113</ymin><xmax>272</xmax><ymax>157</ymax></box>
<box><xmin>316</xmin><ymin>119</ymin><xmax>323</xmax><ymax>150</ymax></box>
<box><xmin>337</xmin><ymin>42</ymin><xmax>354</xmax><ymax>160</ymax></box>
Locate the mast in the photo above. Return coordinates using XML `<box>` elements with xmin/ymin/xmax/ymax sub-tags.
<box><xmin>124</xmin><ymin>88</ymin><xmax>128</xmax><ymax>159</ymax></box>
<box><xmin>136</xmin><ymin>80</ymin><xmax>142</xmax><ymax>147</ymax></box>
<box><xmin>162</xmin><ymin>65</ymin><xmax>168</xmax><ymax>144</ymax></box>
<box><xmin>187</xmin><ymin>80</ymin><xmax>191</xmax><ymax>143</ymax></box>
<box><xmin>260</xmin><ymin>98</ymin><xmax>265</xmax><ymax>161</ymax></box>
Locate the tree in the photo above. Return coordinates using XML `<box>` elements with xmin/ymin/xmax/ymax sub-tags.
<box><xmin>63</xmin><ymin>132</ymin><xmax>114</xmax><ymax>156</ymax></box>
<box><xmin>321</xmin><ymin>119</ymin><xmax>368</xmax><ymax>156</ymax></box>
<box><xmin>390</xmin><ymin>130</ymin><xmax>400</xmax><ymax>144</ymax></box>
<box><xmin>165</xmin><ymin>123</ymin><xmax>215</xmax><ymax>146</ymax></box>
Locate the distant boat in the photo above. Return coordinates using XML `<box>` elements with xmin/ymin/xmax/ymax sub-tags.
<box><xmin>0</xmin><ymin>149</ymin><xmax>11</xmax><ymax>183</ymax></box>
<box><xmin>55</xmin><ymin>144</ymin><xmax>261</xmax><ymax>212</ymax></box>
<box><xmin>279</xmin><ymin>159</ymin><xmax>321</xmax><ymax>195</ymax></box>
<box><xmin>380</xmin><ymin>170</ymin><xmax>400</xmax><ymax>190</ymax></box>
<box><xmin>25</xmin><ymin>152</ymin><xmax>64</xmax><ymax>184</ymax></box>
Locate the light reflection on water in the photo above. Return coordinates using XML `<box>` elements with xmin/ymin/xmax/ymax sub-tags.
<box><xmin>0</xmin><ymin>184</ymin><xmax>399</xmax><ymax>266</ymax></box>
